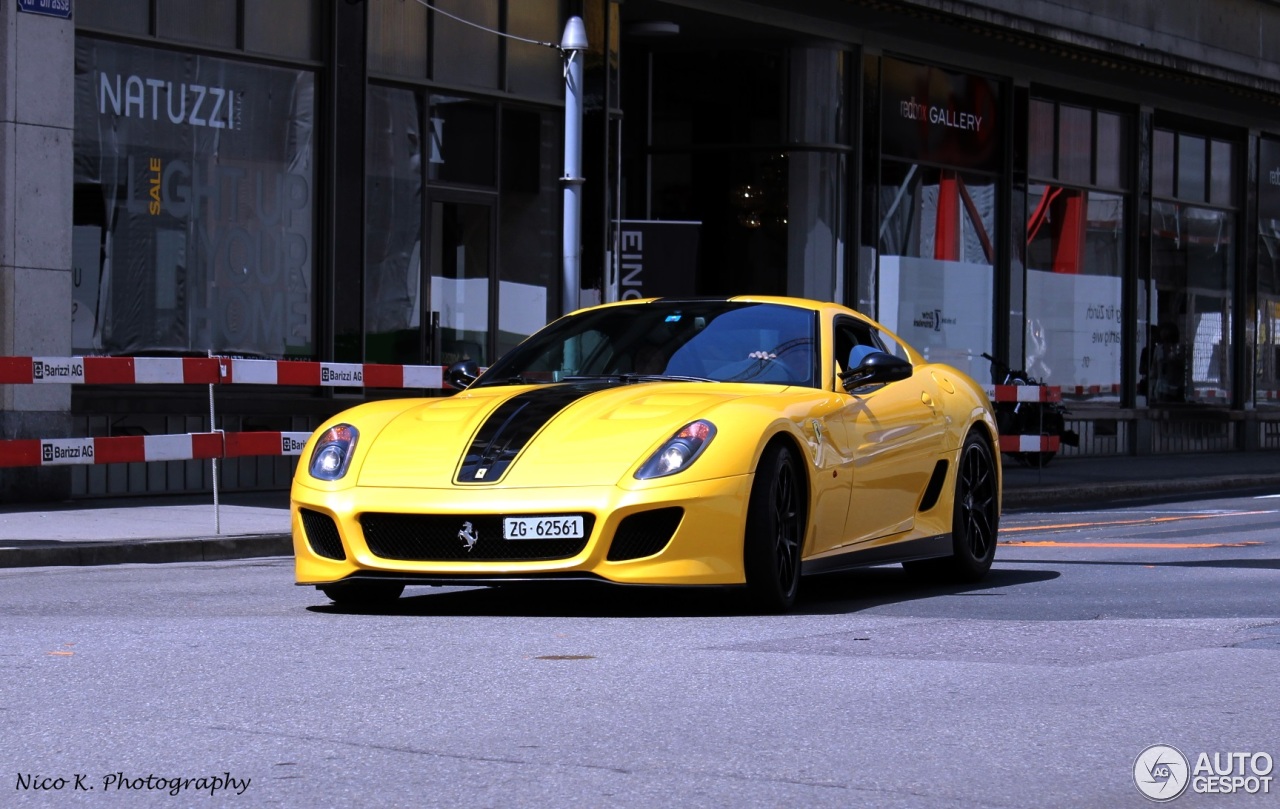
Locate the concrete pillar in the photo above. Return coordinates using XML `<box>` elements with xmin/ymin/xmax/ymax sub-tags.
<box><xmin>0</xmin><ymin>4</ymin><xmax>75</xmax><ymax>501</ymax></box>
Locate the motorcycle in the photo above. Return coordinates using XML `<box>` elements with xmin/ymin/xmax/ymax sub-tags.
<box><xmin>981</xmin><ymin>353</ymin><xmax>1080</xmax><ymax>467</ymax></box>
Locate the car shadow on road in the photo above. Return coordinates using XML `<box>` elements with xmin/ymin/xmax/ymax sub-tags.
<box><xmin>305</xmin><ymin>566</ymin><xmax>1059</xmax><ymax>619</ymax></box>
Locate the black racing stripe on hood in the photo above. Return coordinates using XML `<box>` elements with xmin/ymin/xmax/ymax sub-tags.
<box><xmin>456</xmin><ymin>382</ymin><xmax>612</xmax><ymax>483</ymax></box>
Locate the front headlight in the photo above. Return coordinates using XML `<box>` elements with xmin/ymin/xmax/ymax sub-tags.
<box><xmin>635</xmin><ymin>420</ymin><xmax>716</xmax><ymax>479</ymax></box>
<box><xmin>308</xmin><ymin>424</ymin><xmax>359</xmax><ymax>481</ymax></box>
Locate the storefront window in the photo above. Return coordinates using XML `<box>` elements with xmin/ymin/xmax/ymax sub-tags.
<box><xmin>1026</xmin><ymin>99</ymin><xmax>1131</xmax><ymax>404</ymax></box>
<box><xmin>507</xmin><ymin>0</ymin><xmax>564</xmax><ymax>99</ymax></box>
<box><xmin>156</xmin><ymin>0</ymin><xmax>236</xmax><ymax>49</ymax></box>
<box><xmin>369</xmin><ymin>0</ymin><xmax>429</xmax><ymax>78</ymax></box>
<box><xmin>431</xmin><ymin>202</ymin><xmax>492</xmax><ymax>367</ymax></box>
<box><xmin>877</xmin><ymin>163</ymin><xmax>997</xmax><ymax>382</ymax></box>
<box><xmin>876</xmin><ymin>59</ymin><xmax>1002</xmax><ymax>383</ymax></box>
<box><xmin>497</xmin><ymin>109</ymin><xmax>558</xmax><ymax>357</ymax></box>
<box><xmin>72</xmin><ymin>39</ymin><xmax>316</xmax><ymax>359</ymax></box>
<box><xmin>428</xmin><ymin>96</ymin><xmax>496</xmax><ymax>187</ymax></box>
<box><xmin>1255</xmin><ymin>137</ymin><xmax>1280</xmax><ymax>407</ymax></box>
<box><xmin>1148</xmin><ymin>129</ymin><xmax>1237</xmax><ymax>406</ymax></box>
<box><xmin>365</xmin><ymin>86</ymin><xmax>425</xmax><ymax>364</ymax></box>
<box><xmin>432</xmin><ymin>0</ymin><xmax>499</xmax><ymax>89</ymax></box>
<box><xmin>628</xmin><ymin>45</ymin><xmax>849</xmax><ymax>300</ymax></box>
<box><xmin>366</xmin><ymin>86</ymin><xmax>559</xmax><ymax>365</ymax></box>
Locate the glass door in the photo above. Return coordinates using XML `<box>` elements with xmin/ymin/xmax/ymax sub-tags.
<box><xmin>430</xmin><ymin>200</ymin><xmax>495</xmax><ymax>366</ymax></box>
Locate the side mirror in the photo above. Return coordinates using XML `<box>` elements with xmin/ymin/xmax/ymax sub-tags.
<box><xmin>445</xmin><ymin>359</ymin><xmax>480</xmax><ymax>390</ymax></box>
<box><xmin>840</xmin><ymin>351</ymin><xmax>912</xmax><ymax>392</ymax></box>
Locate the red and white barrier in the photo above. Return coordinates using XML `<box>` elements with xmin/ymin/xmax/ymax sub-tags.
<box><xmin>0</xmin><ymin>356</ymin><xmax>445</xmax><ymax>389</ymax></box>
<box><xmin>998</xmin><ymin>434</ymin><xmax>1060</xmax><ymax>453</ymax></box>
<box><xmin>0</xmin><ymin>356</ymin><xmax>221</xmax><ymax>385</ymax></box>
<box><xmin>0</xmin><ymin>354</ymin><xmax>454</xmax><ymax>473</ymax></box>
<box><xmin>989</xmin><ymin>384</ymin><xmax>1062</xmax><ymax>403</ymax></box>
<box><xmin>0</xmin><ymin>431</ymin><xmax>314</xmax><ymax>468</ymax></box>
<box><xmin>986</xmin><ymin>384</ymin><xmax>1065</xmax><ymax>455</ymax></box>
<box><xmin>1062</xmin><ymin>384</ymin><xmax>1120</xmax><ymax>396</ymax></box>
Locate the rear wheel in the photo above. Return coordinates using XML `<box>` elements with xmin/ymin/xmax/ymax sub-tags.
<box><xmin>320</xmin><ymin>581</ymin><xmax>405</xmax><ymax>608</ymax></box>
<box><xmin>905</xmin><ymin>431</ymin><xmax>999</xmax><ymax>581</ymax></box>
<box><xmin>744</xmin><ymin>442</ymin><xmax>805</xmax><ymax>612</ymax></box>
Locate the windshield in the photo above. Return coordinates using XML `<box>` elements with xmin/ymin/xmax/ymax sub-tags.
<box><xmin>475</xmin><ymin>300</ymin><xmax>819</xmax><ymax>388</ymax></box>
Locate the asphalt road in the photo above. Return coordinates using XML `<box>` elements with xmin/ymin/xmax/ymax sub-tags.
<box><xmin>3</xmin><ymin>494</ymin><xmax>1278</xmax><ymax>808</ymax></box>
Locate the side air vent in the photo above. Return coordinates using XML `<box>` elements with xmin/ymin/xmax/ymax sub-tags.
<box><xmin>607</xmin><ymin>508</ymin><xmax>684</xmax><ymax>562</ymax></box>
<box><xmin>917</xmin><ymin>460</ymin><xmax>949</xmax><ymax>512</ymax></box>
<box><xmin>300</xmin><ymin>508</ymin><xmax>346</xmax><ymax>560</ymax></box>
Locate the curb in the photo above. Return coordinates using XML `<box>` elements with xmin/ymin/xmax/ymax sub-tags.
<box><xmin>2</xmin><ymin>474</ymin><xmax>1277</xmax><ymax>568</ymax></box>
<box><xmin>1003</xmin><ymin>475</ymin><xmax>1280</xmax><ymax>510</ymax></box>
<box><xmin>0</xmin><ymin>534</ymin><xmax>292</xmax><ymax>568</ymax></box>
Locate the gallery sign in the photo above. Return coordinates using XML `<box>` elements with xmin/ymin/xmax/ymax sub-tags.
<box><xmin>881</xmin><ymin>57</ymin><xmax>1002</xmax><ymax>173</ymax></box>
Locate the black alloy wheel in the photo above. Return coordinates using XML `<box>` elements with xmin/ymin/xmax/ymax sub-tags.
<box><xmin>948</xmin><ymin>431</ymin><xmax>1000</xmax><ymax>579</ymax></box>
<box><xmin>320</xmin><ymin>581</ymin><xmax>406</xmax><ymax>609</ymax></box>
<box><xmin>744</xmin><ymin>442</ymin><xmax>806</xmax><ymax>612</ymax></box>
<box><xmin>905</xmin><ymin>431</ymin><xmax>999</xmax><ymax>581</ymax></box>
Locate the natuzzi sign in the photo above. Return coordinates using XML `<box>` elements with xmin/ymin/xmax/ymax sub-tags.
<box><xmin>880</xmin><ymin>57</ymin><xmax>1002</xmax><ymax>173</ymax></box>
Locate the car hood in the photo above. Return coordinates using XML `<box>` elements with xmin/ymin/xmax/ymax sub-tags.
<box><xmin>355</xmin><ymin>381</ymin><xmax>766</xmax><ymax>489</ymax></box>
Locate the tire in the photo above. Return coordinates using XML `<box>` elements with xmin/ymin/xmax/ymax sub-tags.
<box><xmin>905</xmin><ymin>431</ymin><xmax>999</xmax><ymax>582</ymax></box>
<box><xmin>320</xmin><ymin>581</ymin><xmax>405</xmax><ymax>608</ymax></box>
<box><xmin>743</xmin><ymin>442</ymin><xmax>806</xmax><ymax>612</ymax></box>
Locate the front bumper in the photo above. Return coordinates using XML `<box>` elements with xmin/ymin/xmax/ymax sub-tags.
<box><xmin>291</xmin><ymin>475</ymin><xmax>754</xmax><ymax>588</ymax></box>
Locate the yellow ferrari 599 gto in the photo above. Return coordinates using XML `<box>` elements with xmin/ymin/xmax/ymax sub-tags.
<box><xmin>291</xmin><ymin>296</ymin><xmax>1001</xmax><ymax>611</ymax></box>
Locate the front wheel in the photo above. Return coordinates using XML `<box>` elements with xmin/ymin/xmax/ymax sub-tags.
<box><xmin>743</xmin><ymin>442</ymin><xmax>806</xmax><ymax>612</ymax></box>
<box><xmin>906</xmin><ymin>432</ymin><xmax>999</xmax><ymax>582</ymax></box>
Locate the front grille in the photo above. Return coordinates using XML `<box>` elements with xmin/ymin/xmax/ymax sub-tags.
<box><xmin>300</xmin><ymin>509</ymin><xmax>346</xmax><ymax>560</ymax></box>
<box><xmin>361</xmin><ymin>513</ymin><xmax>595</xmax><ymax>562</ymax></box>
<box><xmin>607</xmin><ymin>507</ymin><xmax>683</xmax><ymax>562</ymax></box>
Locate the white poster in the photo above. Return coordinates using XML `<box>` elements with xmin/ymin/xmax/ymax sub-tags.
<box><xmin>1026</xmin><ymin>269</ymin><xmax>1122</xmax><ymax>394</ymax></box>
<box><xmin>71</xmin><ymin>226</ymin><xmax>102</xmax><ymax>351</ymax></box>
<box><xmin>879</xmin><ymin>256</ymin><xmax>992</xmax><ymax>381</ymax></box>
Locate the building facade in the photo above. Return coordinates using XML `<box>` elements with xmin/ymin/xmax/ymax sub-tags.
<box><xmin>3</xmin><ymin>0</ymin><xmax>1280</xmax><ymax>501</ymax></box>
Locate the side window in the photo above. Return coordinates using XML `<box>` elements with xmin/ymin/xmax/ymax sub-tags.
<box><xmin>834</xmin><ymin>318</ymin><xmax>884</xmax><ymax>374</ymax></box>
<box><xmin>871</xmin><ymin>327</ymin><xmax>908</xmax><ymax>360</ymax></box>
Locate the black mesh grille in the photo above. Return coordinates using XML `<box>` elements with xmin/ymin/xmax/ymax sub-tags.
<box><xmin>361</xmin><ymin>513</ymin><xmax>595</xmax><ymax>561</ymax></box>
<box><xmin>607</xmin><ymin>507</ymin><xmax>683</xmax><ymax>562</ymax></box>
<box><xmin>300</xmin><ymin>508</ymin><xmax>346</xmax><ymax>560</ymax></box>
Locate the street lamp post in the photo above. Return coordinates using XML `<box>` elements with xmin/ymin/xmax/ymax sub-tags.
<box><xmin>560</xmin><ymin>16</ymin><xmax>588</xmax><ymax>316</ymax></box>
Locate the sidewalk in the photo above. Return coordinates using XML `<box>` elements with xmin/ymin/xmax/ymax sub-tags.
<box><xmin>1</xmin><ymin>452</ymin><xmax>1278</xmax><ymax>568</ymax></box>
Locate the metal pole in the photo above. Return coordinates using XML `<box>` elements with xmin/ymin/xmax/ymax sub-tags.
<box><xmin>561</xmin><ymin>16</ymin><xmax>587</xmax><ymax>316</ymax></box>
<box><xmin>208</xmin><ymin>352</ymin><xmax>221</xmax><ymax>535</ymax></box>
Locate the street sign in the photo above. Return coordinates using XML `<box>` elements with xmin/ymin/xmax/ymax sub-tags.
<box><xmin>17</xmin><ymin>0</ymin><xmax>72</xmax><ymax>19</ymax></box>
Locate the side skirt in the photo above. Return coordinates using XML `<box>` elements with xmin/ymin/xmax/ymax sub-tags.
<box><xmin>800</xmin><ymin>534</ymin><xmax>952</xmax><ymax>577</ymax></box>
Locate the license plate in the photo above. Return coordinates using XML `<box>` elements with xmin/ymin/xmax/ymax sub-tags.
<box><xmin>503</xmin><ymin>515</ymin><xmax>585</xmax><ymax>540</ymax></box>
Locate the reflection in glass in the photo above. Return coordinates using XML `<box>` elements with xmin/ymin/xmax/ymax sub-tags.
<box><xmin>72</xmin><ymin>40</ymin><xmax>316</xmax><ymax>358</ymax></box>
<box><xmin>877</xmin><ymin>162</ymin><xmax>996</xmax><ymax>381</ymax></box>
<box><xmin>365</xmin><ymin>86</ymin><xmax>425</xmax><ymax>364</ymax></box>
<box><xmin>1025</xmin><ymin>187</ymin><xmax>1125</xmax><ymax>402</ymax></box>
<box><xmin>432</xmin><ymin>202</ymin><xmax>491</xmax><ymax>367</ymax></box>
<box><xmin>1258</xmin><ymin>215</ymin><xmax>1280</xmax><ymax>406</ymax></box>
<box><xmin>368</xmin><ymin>0</ymin><xmax>428</xmax><ymax>77</ymax></box>
<box><xmin>1149</xmin><ymin>202</ymin><xmax>1234</xmax><ymax>404</ymax></box>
